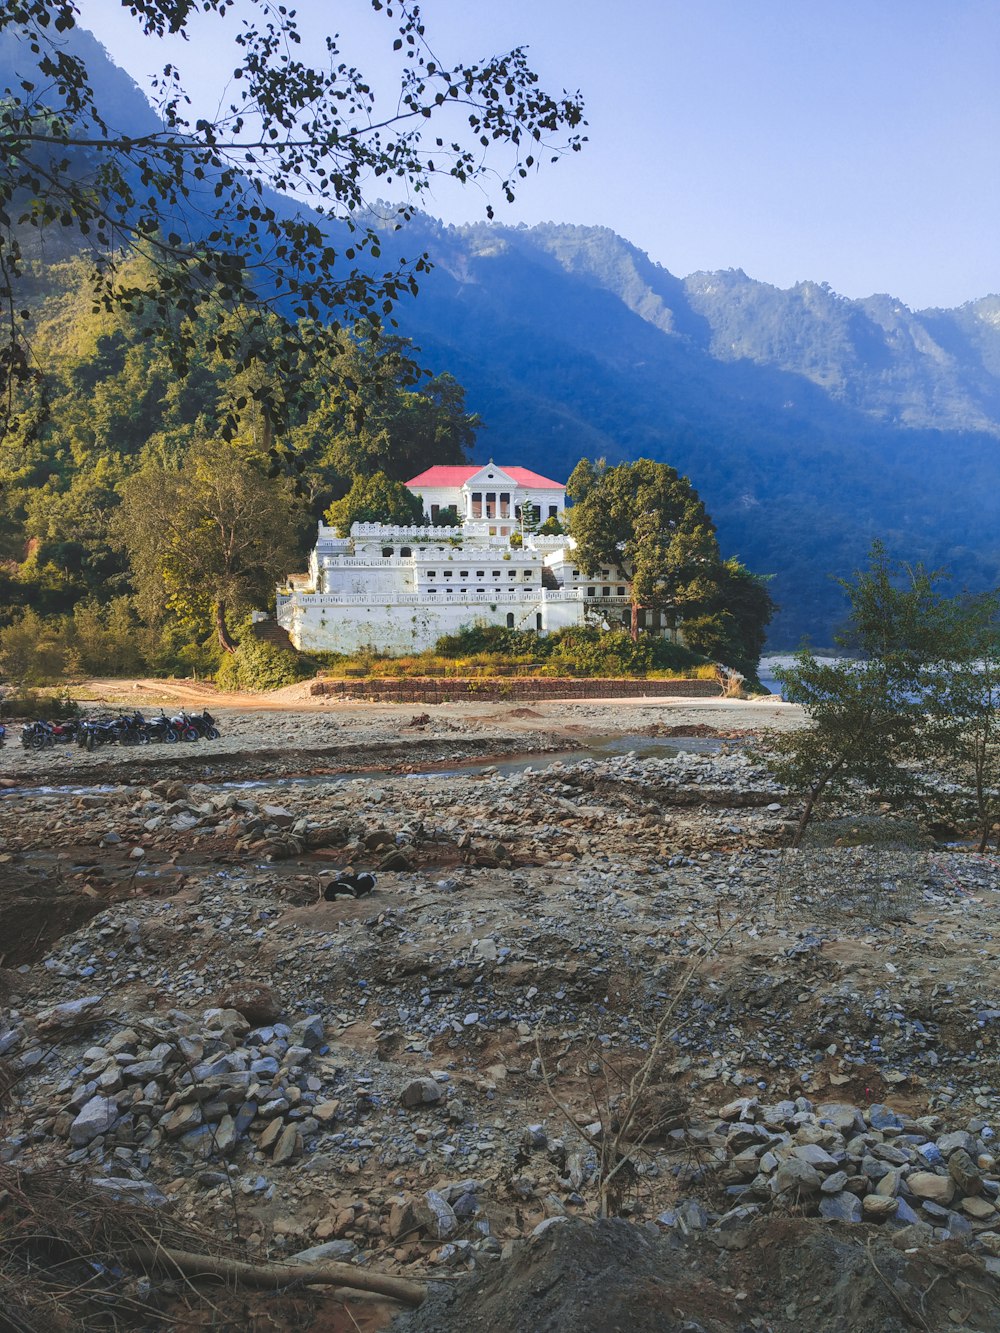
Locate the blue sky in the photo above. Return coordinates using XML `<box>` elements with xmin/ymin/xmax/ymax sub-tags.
<box><xmin>76</xmin><ymin>0</ymin><xmax>1000</xmax><ymax>310</ymax></box>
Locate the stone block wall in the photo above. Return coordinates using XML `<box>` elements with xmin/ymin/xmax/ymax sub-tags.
<box><xmin>309</xmin><ymin>676</ymin><xmax>722</xmax><ymax>703</ymax></box>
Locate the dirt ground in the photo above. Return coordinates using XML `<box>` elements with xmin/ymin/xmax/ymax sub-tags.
<box><xmin>23</xmin><ymin>673</ymin><xmax>807</xmax><ymax>734</ymax></box>
<box><xmin>2</xmin><ymin>678</ymin><xmax>998</xmax><ymax>1333</ymax></box>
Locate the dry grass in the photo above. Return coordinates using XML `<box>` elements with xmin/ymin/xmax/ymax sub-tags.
<box><xmin>0</xmin><ymin>1165</ymin><xmax>243</xmax><ymax>1332</ymax></box>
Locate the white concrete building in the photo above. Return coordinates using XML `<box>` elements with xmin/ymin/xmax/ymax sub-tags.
<box><xmin>277</xmin><ymin>464</ymin><xmax>636</xmax><ymax>655</ymax></box>
<box><xmin>405</xmin><ymin>462</ymin><xmax>567</xmax><ymax>533</ymax></box>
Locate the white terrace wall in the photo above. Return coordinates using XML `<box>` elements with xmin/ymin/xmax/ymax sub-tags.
<box><xmin>277</xmin><ymin>588</ymin><xmax>586</xmax><ymax>654</ymax></box>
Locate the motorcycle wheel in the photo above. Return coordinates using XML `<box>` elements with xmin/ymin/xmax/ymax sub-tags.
<box><xmin>206</xmin><ymin>726</ymin><xmax>220</xmax><ymax>740</ymax></box>
<box><xmin>164</xmin><ymin>728</ymin><xmax>179</xmax><ymax>743</ymax></box>
<box><xmin>30</xmin><ymin>734</ymin><xmax>47</xmax><ymax>750</ymax></box>
<box><xmin>182</xmin><ymin>727</ymin><xmax>199</xmax><ymax>742</ymax></box>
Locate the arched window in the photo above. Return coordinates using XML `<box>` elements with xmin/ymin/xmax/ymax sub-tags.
<box><xmin>506</xmin><ymin>613</ymin><xmax>515</xmax><ymax>628</ymax></box>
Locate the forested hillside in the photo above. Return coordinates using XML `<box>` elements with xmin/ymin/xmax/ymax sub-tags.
<box><xmin>386</xmin><ymin>220</ymin><xmax>1000</xmax><ymax>643</ymax></box>
<box><xmin>0</xmin><ymin>251</ymin><xmax>476</xmax><ymax>674</ymax></box>
<box><xmin>4</xmin><ymin>29</ymin><xmax>1000</xmax><ymax>648</ymax></box>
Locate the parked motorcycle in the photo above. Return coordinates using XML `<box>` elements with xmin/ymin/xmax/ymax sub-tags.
<box><xmin>184</xmin><ymin>709</ymin><xmax>221</xmax><ymax>740</ymax></box>
<box><xmin>21</xmin><ymin>719</ymin><xmax>77</xmax><ymax>749</ymax></box>
<box><xmin>143</xmin><ymin>713</ymin><xmax>180</xmax><ymax>744</ymax></box>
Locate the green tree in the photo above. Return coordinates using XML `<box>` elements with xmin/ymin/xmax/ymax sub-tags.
<box><xmin>282</xmin><ymin>331</ymin><xmax>478</xmax><ymax>498</ymax></box>
<box><xmin>0</xmin><ymin>605</ymin><xmax>70</xmax><ymax>682</ymax></box>
<box><xmin>761</xmin><ymin>545</ymin><xmax>954</xmax><ymax>844</ymax></box>
<box><xmin>1</xmin><ymin>1</ymin><xmax>585</xmax><ymax>440</ymax></box>
<box><xmin>681</xmin><ymin>558</ymin><xmax>775</xmax><ymax>681</ymax></box>
<box><xmin>116</xmin><ymin>439</ymin><xmax>302</xmax><ymax>652</ymax></box>
<box><xmin>325</xmin><ymin>471</ymin><xmax>424</xmax><ymax>535</ymax></box>
<box><xmin>922</xmin><ymin>592</ymin><xmax>1000</xmax><ymax>852</ymax></box>
<box><xmin>568</xmin><ymin>455</ymin><xmax>773</xmax><ymax>653</ymax></box>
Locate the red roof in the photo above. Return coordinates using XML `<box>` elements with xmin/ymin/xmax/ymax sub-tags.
<box><xmin>406</xmin><ymin>465</ymin><xmax>564</xmax><ymax>490</ymax></box>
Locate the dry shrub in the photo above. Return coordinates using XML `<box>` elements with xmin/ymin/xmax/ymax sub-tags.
<box><xmin>0</xmin><ymin>1165</ymin><xmax>243</xmax><ymax>1332</ymax></box>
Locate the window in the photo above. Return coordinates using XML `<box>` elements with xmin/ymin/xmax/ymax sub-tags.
<box><xmin>587</xmin><ymin>586</ymin><xmax>596</xmax><ymax>598</ymax></box>
<box><xmin>400</xmin><ymin>547</ymin><xmax>411</xmax><ymax>557</ymax></box>
<box><xmin>601</xmin><ymin>569</ymin><xmax>610</xmax><ymax>578</ymax></box>
<box><xmin>471</xmin><ymin>491</ymin><xmax>482</xmax><ymax>518</ymax></box>
<box><xmin>486</xmin><ymin>491</ymin><xmax>496</xmax><ymax>518</ymax></box>
<box><xmin>427</xmin><ymin>570</ymin><xmax>436</xmax><ymax>578</ymax></box>
<box><xmin>508</xmin><ymin>570</ymin><xmax>517</xmax><ymax>579</ymax></box>
<box><xmin>492</xmin><ymin>571</ymin><xmax>501</xmax><ymax>578</ymax></box>
<box><xmin>536</xmin><ymin>613</ymin><xmax>543</xmax><ymax>630</ymax></box>
<box><xmin>617</xmin><ymin>586</ymin><xmax>626</xmax><ymax>596</ymax></box>
<box><xmin>460</xmin><ymin>569</ymin><xmax>468</xmax><ymax>577</ymax></box>
<box><xmin>476</xmin><ymin>570</ymin><xmax>485</xmax><ymax>578</ymax></box>
<box><xmin>506</xmin><ymin>613</ymin><xmax>515</xmax><ymax>628</ymax></box>
<box><xmin>523</xmin><ymin>570</ymin><xmax>532</xmax><ymax>578</ymax></box>
<box><xmin>430</xmin><ymin>504</ymin><xmax>439</xmax><ymax>520</ymax></box>
<box><xmin>602</xmin><ymin>586</ymin><xmax>611</xmax><ymax>597</ymax></box>
<box><xmin>572</xmin><ymin>569</ymin><xmax>579</xmax><ymax>577</ymax></box>
<box><xmin>500</xmin><ymin>492</ymin><xmax>510</xmax><ymax>517</ymax></box>
<box><xmin>382</xmin><ymin>547</ymin><xmax>392</xmax><ymax>557</ymax></box>
<box><xmin>548</xmin><ymin>505</ymin><xmax>558</xmax><ymax>518</ymax></box>
<box><xmin>443</xmin><ymin>570</ymin><xmax>453</xmax><ymax>578</ymax></box>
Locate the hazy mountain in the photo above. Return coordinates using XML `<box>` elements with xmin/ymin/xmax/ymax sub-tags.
<box><xmin>385</xmin><ymin>220</ymin><xmax>1000</xmax><ymax>643</ymax></box>
<box><xmin>6</xmin><ymin>30</ymin><xmax>1000</xmax><ymax>645</ymax></box>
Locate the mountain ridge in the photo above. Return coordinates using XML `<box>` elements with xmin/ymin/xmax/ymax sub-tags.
<box><xmin>4</xmin><ymin>30</ymin><xmax>1000</xmax><ymax>644</ymax></box>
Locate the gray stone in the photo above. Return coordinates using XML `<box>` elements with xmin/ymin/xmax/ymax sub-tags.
<box><xmin>213</xmin><ymin>1114</ymin><xmax>238</xmax><ymax>1155</ymax></box>
<box><xmin>675</xmin><ymin>1199</ymin><xmax>709</xmax><ymax>1233</ymax></box>
<box><xmin>164</xmin><ymin>1103</ymin><xmax>203</xmax><ymax>1137</ymax></box>
<box><xmin>0</xmin><ymin>1029</ymin><xmax>22</xmax><ymax>1056</ymax></box>
<box><xmin>817</xmin><ymin>1102</ymin><xmax>863</xmax><ymax>1135</ymax></box>
<box><xmin>875</xmin><ymin>1168</ymin><xmax>901</xmax><ymax>1197</ymax></box>
<box><xmin>907</xmin><ymin>1171</ymin><xmax>955</xmax><ymax>1205</ymax></box>
<box><xmin>716</xmin><ymin>1203</ymin><xmax>762</xmax><ymax>1229</ymax></box>
<box><xmin>401</xmin><ymin>1078</ymin><xmax>443</xmax><ymax>1108</ymax></box>
<box><xmin>89</xmin><ymin>1177</ymin><xmax>167</xmax><ymax>1206</ymax></box>
<box><xmin>424</xmin><ymin>1189</ymin><xmax>457</xmax><ymax>1239</ymax></box>
<box><xmin>290</xmin><ymin>1016</ymin><xmax>326</xmax><ymax>1050</ymax></box>
<box><xmin>868</xmin><ymin>1104</ymin><xmax>904</xmax><ymax>1131</ymax></box>
<box><xmin>69</xmin><ymin>1096</ymin><xmax>119</xmax><ymax>1146</ymax></box>
<box><xmin>821</xmin><ymin>1170</ymin><xmax>849</xmax><ymax>1194</ymax></box>
<box><xmin>937</xmin><ymin>1130</ymin><xmax>976</xmax><ymax>1157</ymax></box>
<box><xmin>791</xmin><ymin>1143</ymin><xmax>839</xmax><ymax>1171</ymax></box>
<box><xmin>871</xmin><ymin>1142</ymin><xmax>911</xmax><ymax>1166</ymax></box>
<box><xmin>42</xmin><ymin>996</ymin><xmax>104</xmax><ymax>1028</ymax></box>
<box><xmin>772</xmin><ymin>1158</ymin><xmax>821</xmax><ymax>1195</ymax></box>
<box><xmin>819</xmin><ymin>1192</ymin><xmax>863</xmax><ymax>1223</ymax></box>
<box><xmin>272</xmin><ymin>1124</ymin><xmax>302</xmax><ymax>1164</ymax></box>
<box><xmin>948</xmin><ymin>1148</ymin><xmax>982</xmax><ymax>1195</ymax></box>
<box><xmin>890</xmin><ymin>1198</ymin><xmax>922</xmax><ymax>1227</ymax></box>
<box><xmin>862</xmin><ymin>1194</ymin><xmax>899</xmax><ymax>1220</ymax></box>
<box><xmin>288</xmin><ymin>1240</ymin><xmax>358</xmax><ymax>1264</ymax></box>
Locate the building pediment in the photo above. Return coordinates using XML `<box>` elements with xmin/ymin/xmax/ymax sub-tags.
<box><xmin>463</xmin><ymin>463</ymin><xmax>519</xmax><ymax>491</ymax></box>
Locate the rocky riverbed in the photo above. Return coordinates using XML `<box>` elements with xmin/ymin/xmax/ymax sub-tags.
<box><xmin>1</xmin><ymin>694</ymin><xmax>998</xmax><ymax>1330</ymax></box>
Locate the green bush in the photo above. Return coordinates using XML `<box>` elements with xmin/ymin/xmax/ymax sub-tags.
<box><xmin>215</xmin><ymin>637</ymin><xmax>313</xmax><ymax>692</ymax></box>
<box><xmin>435</xmin><ymin>624</ymin><xmax>540</xmax><ymax>658</ymax></box>
<box><xmin>0</xmin><ymin>687</ymin><xmax>79</xmax><ymax>721</ymax></box>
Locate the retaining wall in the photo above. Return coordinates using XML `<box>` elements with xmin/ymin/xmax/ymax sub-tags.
<box><xmin>309</xmin><ymin>676</ymin><xmax>722</xmax><ymax>703</ymax></box>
